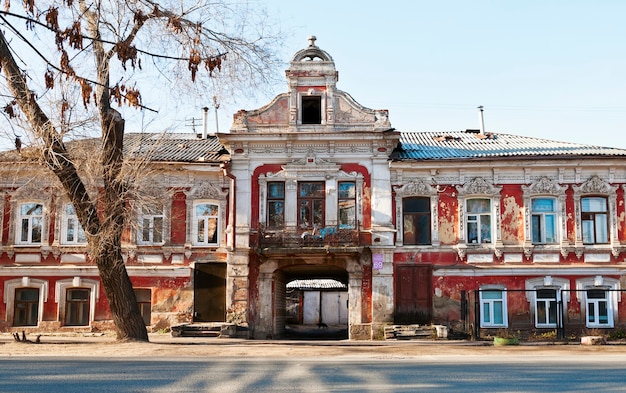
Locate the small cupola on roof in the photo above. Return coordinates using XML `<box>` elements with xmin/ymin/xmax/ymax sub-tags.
<box><xmin>229</xmin><ymin>36</ymin><xmax>391</xmax><ymax>133</ymax></box>
<box><xmin>286</xmin><ymin>36</ymin><xmax>338</xmax><ymax>127</ymax></box>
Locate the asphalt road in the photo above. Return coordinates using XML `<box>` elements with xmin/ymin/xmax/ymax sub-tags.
<box><xmin>2</xmin><ymin>354</ymin><xmax>626</xmax><ymax>393</ymax></box>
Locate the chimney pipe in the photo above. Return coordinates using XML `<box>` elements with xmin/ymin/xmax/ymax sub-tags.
<box><xmin>477</xmin><ymin>106</ymin><xmax>485</xmax><ymax>134</ymax></box>
<box><xmin>202</xmin><ymin>106</ymin><xmax>209</xmax><ymax>138</ymax></box>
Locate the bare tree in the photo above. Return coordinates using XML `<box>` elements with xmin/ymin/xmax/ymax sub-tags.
<box><xmin>0</xmin><ymin>0</ymin><xmax>282</xmax><ymax>341</ymax></box>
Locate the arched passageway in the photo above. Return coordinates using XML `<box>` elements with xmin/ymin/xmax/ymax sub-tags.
<box><xmin>278</xmin><ymin>264</ymin><xmax>349</xmax><ymax>340</ymax></box>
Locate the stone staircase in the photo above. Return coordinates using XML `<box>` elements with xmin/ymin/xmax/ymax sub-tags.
<box><xmin>384</xmin><ymin>324</ymin><xmax>440</xmax><ymax>340</ymax></box>
<box><xmin>170</xmin><ymin>322</ymin><xmax>236</xmax><ymax>338</ymax></box>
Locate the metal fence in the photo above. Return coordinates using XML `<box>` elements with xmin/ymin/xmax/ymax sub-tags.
<box><xmin>468</xmin><ymin>288</ymin><xmax>626</xmax><ymax>340</ymax></box>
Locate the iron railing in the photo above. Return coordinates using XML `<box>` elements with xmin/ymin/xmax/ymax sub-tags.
<box><xmin>258</xmin><ymin>225</ymin><xmax>360</xmax><ymax>248</ymax></box>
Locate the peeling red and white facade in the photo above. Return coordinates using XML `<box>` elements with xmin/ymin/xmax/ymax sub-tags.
<box><xmin>2</xmin><ymin>37</ymin><xmax>626</xmax><ymax>340</ymax></box>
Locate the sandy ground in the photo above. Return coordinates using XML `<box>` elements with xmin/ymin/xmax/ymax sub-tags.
<box><xmin>2</xmin><ymin>332</ymin><xmax>626</xmax><ymax>359</ymax></box>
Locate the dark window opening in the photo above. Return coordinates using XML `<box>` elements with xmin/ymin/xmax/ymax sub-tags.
<box><xmin>298</xmin><ymin>182</ymin><xmax>325</xmax><ymax>228</ymax></box>
<box><xmin>65</xmin><ymin>288</ymin><xmax>90</xmax><ymax>326</ymax></box>
<box><xmin>267</xmin><ymin>182</ymin><xmax>285</xmax><ymax>228</ymax></box>
<box><xmin>134</xmin><ymin>288</ymin><xmax>152</xmax><ymax>326</ymax></box>
<box><xmin>338</xmin><ymin>182</ymin><xmax>356</xmax><ymax>229</ymax></box>
<box><xmin>302</xmin><ymin>96</ymin><xmax>322</xmax><ymax>124</ymax></box>
<box><xmin>403</xmin><ymin>197</ymin><xmax>431</xmax><ymax>245</ymax></box>
<box><xmin>13</xmin><ymin>288</ymin><xmax>39</xmax><ymax>326</ymax></box>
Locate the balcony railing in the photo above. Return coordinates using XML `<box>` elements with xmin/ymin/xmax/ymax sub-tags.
<box><xmin>257</xmin><ymin>225</ymin><xmax>360</xmax><ymax>248</ymax></box>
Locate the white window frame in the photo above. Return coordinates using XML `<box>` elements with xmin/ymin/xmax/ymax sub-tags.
<box><xmin>298</xmin><ymin>90</ymin><xmax>326</xmax><ymax>126</ymax></box>
<box><xmin>138</xmin><ymin>205</ymin><xmax>165</xmax><ymax>245</ymax></box>
<box><xmin>530</xmin><ymin>197</ymin><xmax>558</xmax><ymax>244</ymax></box>
<box><xmin>61</xmin><ymin>203</ymin><xmax>87</xmax><ymax>245</ymax></box>
<box><xmin>466</xmin><ymin>198</ymin><xmax>493</xmax><ymax>244</ymax></box>
<box><xmin>584</xmin><ymin>288</ymin><xmax>614</xmax><ymax>328</ymax></box>
<box><xmin>534</xmin><ymin>288</ymin><xmax>559</xmax><ymax>328</ymax></box>
<box><xmin>16</xmin><ymin>202</ymin><xmax>44</xmax><ymax>245</ymax></box>
<box><xmin>479</xmin><ymin>286</ymin><xmax>508</xmax><ymax>328</ymax></box>
<box><xmin>525</xmin><ymin>276</ymin><xmax>569</xmax><ymax>329</ymax></box>
<box><xmin>192</xmin><ymin>200</ymin><xmax>220</xmax><ymax>246</ymax></box>
<box><xmin>55</xmin><ymin>277</ymin><xmax>99</xmax><ymax>327</ymax></box>
<box><xmin>393</xmin><ymin>179</ymin><xmax>440</xmax><ymax>247</ymax></box>
<box><xmin>572</xmin><ymin>176</ymin><xmax>619</xmax><ymax>251</ymax></box>
<box><xmin>4</xmin><ymin>277</ymin><xmax>48</xmax><ymax>327</ymax></box>
<box><xmin>580</xmin><ymin>196</ymin><xmax>608</xmax><ymax>245</ymax></box>
<box><xmin>576</xmin><ymin>276</ymin><xmax>619</xmax><ymax>329</ymax></box>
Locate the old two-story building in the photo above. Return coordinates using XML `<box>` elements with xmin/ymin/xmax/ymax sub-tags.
<box><xmin>2</xmin><ymin>37</ymin><xmax>626</xmax><ymax>340</ymax></box>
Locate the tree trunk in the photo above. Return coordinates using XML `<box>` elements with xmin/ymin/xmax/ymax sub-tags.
<box><xmin>95</xmin><ymin>110</ymin><xmax>149</xmax><ymax>342</ymax></box>
<box><xmin>93</xmin><ymin>240</ymin><xmax>149</xmax><ymax>341</ymax></box>
<box><xmin>0</xmin><ymin>30</ymin><xmax>148</xmax><ymax>342</ymax></box>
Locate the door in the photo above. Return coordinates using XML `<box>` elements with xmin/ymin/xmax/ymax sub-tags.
<box><xmin>395</xmin><ymin>265</ymin><xmax>432</xmax><ymax>324</ymax></box>
<box><xmin>193</xmin><ymin>263</ymin><xmax>226</xmax><ymax>322</ymax></box>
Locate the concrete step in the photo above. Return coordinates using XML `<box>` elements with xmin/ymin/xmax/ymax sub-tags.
<box><xmin>170</xmin><ymin>323</ymin><xmax>234</xmax><ymax>338</ymax></box>
<box><xmin>384</xmin><ymin>324</ymin><xmax>436</xmax><ymax>340</ymax></box>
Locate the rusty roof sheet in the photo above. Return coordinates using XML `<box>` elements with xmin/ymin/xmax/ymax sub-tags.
<box><xmin>123</xmin><ymin>133</ymin><xmax>228</xmax><ymax>163</ymax></box>
<box><xmin>0</xmin><ymin>133</ymin><xmax>229</xmax><ymax>163</ymax></box>
<box><xmin>391</xmin><ymin>131</ymin><xmax>626</xmax><ymax>161</ymax></box>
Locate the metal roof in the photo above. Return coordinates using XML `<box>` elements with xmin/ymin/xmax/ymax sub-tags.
<box><xmin>123</xmin><ymin>133</ymin><xmax>228</xmax><ymax>163</ymax></box>
<box><xmin>391</xmin><ymin>130</ymin><xmax>626</xmax><ymax>161</ymax></box>
<box><xmin>0</xmin><ymin>133</ymin><xmax>229</xmax><ymax>163</ymax></box>
<box><xmin>287</xmin><ymin>279</ymin><xmax>347</xmax><ymax>290</ymax></box>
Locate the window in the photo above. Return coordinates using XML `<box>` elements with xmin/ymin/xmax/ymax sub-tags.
<box><xmin>301</xmin><ymin>96</ymin><xmax>322</xmax><ymax>124</ymax></box>
<box><xmin>13</xmin><ymin>288</ymin><xmax>39</xmax><ymax>326</ymax></box>
<box><xmin>586</xmin><ymin>288</ymin><xmax>613</xmax><ymax>327</ymax></box>
<box><xmin>267</xmin><ymin>182</ymin><xmax>285</xmax><ymax>229</ymax></box>
<box><xmin>139</xmin><ymin>205</ymin><xmax>164</xmax><ymax>245</ymax></box>
<box><xmin>134</xmin><ymin>288</ymin><xmax>152</xmax><ymax>326</ymax></box>
<box><xmin>581</xmin><ymin>197</ymin><xmax>608</xmax><ymax>244</ymax></box>
<box><xmin>338</xmin><ymin>182</ymin><xmax>356</xmax><ymax>229</ymax></box>
<box><xmin>531</xmin><ymin>198</ymin><xmax>557</xmax><ymax>244</ymax></box>
<box><xmin>62</xmin><ymin>203</ymin><xmax>87</xmax><ymax>245</ymax></box>
<box><xmin>466</xmin><ymin>199</ymin><xmax>491</xmax><ymax>244</ymax></box>
<box><xmin>194</xmin><ymin>202</ymin><xmax>219</xmax><ymax>245</ymax></box>
<box><xmin>535</xmin><ymin>288</ymin><xmax>558</xmax><ymax>328</ymax></box>
<box><xmin>403</xmin><ymin>197</ymin><xmax>431</xmax><ymax>245</ymax></box>
<box><xmin>298</xmin><ymin>182</ymin><xmax>324</xmax><ymax>229</ymax></box>
<box><xmin>65</xmin><ymin>288</ymin><xmax>90</xmax><ymax>326</ymax></box>
<box><xmin>18</xmin><ymin>202</ymin><xmax>43</xmax><ymax>244</ymax></box>
<box><xmin>480</xmin><ymin>289</ymin><xmax>507</xmax><ymax>327</ymax></box>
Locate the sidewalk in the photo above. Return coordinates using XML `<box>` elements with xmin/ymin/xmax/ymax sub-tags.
<box><xmin>2</xmin><ymin>332</ymin><xmax>626</xmax><ymax>358</ymax></box>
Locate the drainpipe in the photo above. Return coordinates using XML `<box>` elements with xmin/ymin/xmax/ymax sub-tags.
<box><xmin>221</xmin><ymin>162</ymin><xmax>236</xmax><ymax>250</ymax></box>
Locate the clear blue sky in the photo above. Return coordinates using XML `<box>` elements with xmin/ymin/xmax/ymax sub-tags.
<box><xmin>2</xmin><ymin>1</ymin><xmax>625</xmax><ymax>150</ymax></box>
<box><xmin>245</xmin><ymin>0</ymin><xmax>626</xmax><ymax>148</ymax></box>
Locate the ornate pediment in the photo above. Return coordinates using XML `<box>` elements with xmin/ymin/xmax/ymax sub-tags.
<box><xmin>187</xmin><ymin>182</ymin><xmax>227</xmax><ymax>199</ymax></box>
<box><xmin>457</xmin><ymin>177</ymin><xmax>502</xmax><ymax>196</ymax></box>
<box><xmin>521</xmin><ymin>176</ymin><xmax>566</xmax><ymax>196</ymax></box>
<box><xmin>394</xmin><ymin>179</ymin><xmax>437</xmax><ymax>197</ymax></box>
<box><xmin>573</xmin><ymin>175</ymin><xmax>617</xmax><ymax>195</ymax></box>
<box><xmin>282</xmin><ymin>155</ymin><xmax>340</xmax><ymax>172</ymax></box>
<box><xmin>11</xmin><ymin>182</ymin><xmax>60</xmax><ymax>200</ymax></box>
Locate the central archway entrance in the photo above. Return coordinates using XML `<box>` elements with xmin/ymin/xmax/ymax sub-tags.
<box><xmin>276</xmin><ymin>264</ymin><xmax>349</xmax><ymax>340</ymax></box>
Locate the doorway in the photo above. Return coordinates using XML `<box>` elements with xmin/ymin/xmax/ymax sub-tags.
<box><xmin>395</xmin><ymin>264</ymin><xmax>432</xmax><ymax>324</ymax></box>
<box><xmin>278</xmin><ymin>265</ymin><xmax>350</xmax><ymax>340</ymax></box>
<box><xmin>193</xmin><ymin>263</ymin><xmax>226</xmax><ymax>322</ymax></box>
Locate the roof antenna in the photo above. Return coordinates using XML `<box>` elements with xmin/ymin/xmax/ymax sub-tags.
<box><xmin>477</xmin><ymin>106</ymin><xmax>485</xmax><ymax>134</ymax></box>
